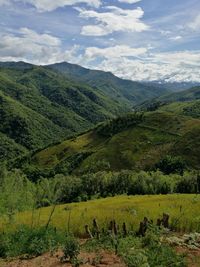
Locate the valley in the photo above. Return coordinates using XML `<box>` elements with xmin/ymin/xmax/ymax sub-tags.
<box><xmin>0</xmin><ymin>61</ymin><xmax>200</xmax><ymax>267</ymax></box>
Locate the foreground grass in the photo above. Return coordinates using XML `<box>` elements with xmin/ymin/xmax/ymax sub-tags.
<box><xmin>2</xmin><ymin>194</ymin><xmax>200</xmax><ymax>235</ymax></box>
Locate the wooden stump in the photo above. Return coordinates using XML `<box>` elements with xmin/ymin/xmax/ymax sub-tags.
<box><xmin>85</xmin><ymin>224</ymin><xmax>93</xmax><ymax>239</ymax></box>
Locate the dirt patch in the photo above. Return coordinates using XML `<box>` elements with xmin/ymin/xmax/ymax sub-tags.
<box><xmin>176</xmin><ymin>247</ymin><xmax>200</xmax><ymax>267</ymax></box>
<box><xmin>0</xmin><ymin>250</ymin><xmax>126</xmax><ymax>267</ymax></box>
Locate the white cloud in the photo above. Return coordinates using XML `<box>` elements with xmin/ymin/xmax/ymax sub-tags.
<box><xmin>169</xmin><ymin>35</ymin><xmax>182</xmax><ymax>41</ymax></box>
<box><xmin>78</xmin><ymin>6</ymin><xmax>149</xmax><ymax>36</ymax></box>
<box><xmin>0</xmin><ymin>28</ymin><xmax>79</xmax><ymax>64</ymax></box>
<box><xmin>189</xmin><ymin>14</ymin><xmax>200</xmax><ymax>31</ymax></box>
<box><xmin>118</xmin><ymin>0</ymin><xmax>141</xmax><ymax>3</ymax></box>
<box><xmin>0</xmin><ymin>0</ymin><xmax>101</xmax><ymax>11</ymax></box>
<box><xmin>82</xmin><ymin>46</ymin><xmax>200</xmax><ymax>82</ymax></box>
<box><xmin>85</xmin><ymin>45</ymin><xmax>147</xmax><ymax>60</ymax></box>
<box><xmin>19</xmin><ymin>28</ymin><xmax>61</xmax><ymax>46</ymax></box>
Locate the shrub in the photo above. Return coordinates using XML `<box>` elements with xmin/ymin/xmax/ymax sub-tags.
<box><xmin>62</xmin><ymin>234</ymin><xmax>80</xmax><ymax>263</ymax></box>
<box><xmin>155</xmin><ymin>155</ymin><xmax>186</xmax><ymax>175</ymax></box>
<box><xmin>0</xmin><ymin>225</ymin><xmax>63</xmax><ymax>258</ymax></box>
<box><xmin>124</xmin><ymin>249</ymin><xmax>149</xmax><ymax>267</ymax></box>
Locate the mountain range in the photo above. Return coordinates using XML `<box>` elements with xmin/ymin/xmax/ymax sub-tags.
<box><xmin>0</xmin><ymin>61</ymin><xmax>199</xmax><ymax>178</ymax></box>
<box><xmin>0</xmin><ymin>61</ymin><xmax>170</xmax><ymax>161</ymax></box>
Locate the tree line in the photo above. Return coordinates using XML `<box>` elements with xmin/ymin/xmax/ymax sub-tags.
<box><xmin>0</xmin><ymin>165</ymin><xmax>199</xmax><ymax>218</ymax></box>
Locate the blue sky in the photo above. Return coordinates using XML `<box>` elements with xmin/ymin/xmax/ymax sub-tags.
<box><xmin>0</xmin><ymin>0</ymin><xmax>200</xmax><ymax>82</ymax></box>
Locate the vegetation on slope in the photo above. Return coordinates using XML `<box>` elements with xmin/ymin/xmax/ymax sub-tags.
<box><xmin>159</xmin><ymin>100</ymin><xmax>200</xmax><ymax>119</ymax></box>
<box><xmin>21</xmin><ymin>109</ymin><xmax>200</xmax><ymax>179</ymax></box>
<box><xmin>0</xmin><ymin>132</ymin><xmax>27</xmax><ymax>161</ymax></box>
<box><xmin>138</xmin><ymin>87</ymin><xmax>200</xmax><ymax>112</ymax></box>
<box><xmin>0</xmin><ymin>62</ymin><xmax>130</xmax><ymax>160</ymax></box>
<box><xmin>48</xmin><ymin>62</ymin><xmax>169</xmax><ymax>107</ymax></box>
<box><xmin>159</xmin><ymin>86</ymin><xmax>200</xmax><ymax>103</ymax></box>
<box><xmin>0</xmin><ymin>90</ymin><xmax>66</xmax><ymax>150</ymax></box>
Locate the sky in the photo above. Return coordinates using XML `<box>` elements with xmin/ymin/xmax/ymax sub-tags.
<box><xmin>0</xmin><ymin>0</ymin><xmax>200</xmax><ymax>82</ymax></box>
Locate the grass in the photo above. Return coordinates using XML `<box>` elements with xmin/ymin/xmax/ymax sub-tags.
<box><xmin>2</xmin><ymin>194</ymin><xmax>200</xmax><ymax>236</ymax></box>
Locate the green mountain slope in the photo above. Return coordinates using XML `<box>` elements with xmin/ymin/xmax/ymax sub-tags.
<box><xmin>0</xmin><ymin>131</ymin><xmax>27</xmax><ymax>161</ymax></box>
<box><xmin>22</xmin><ymin>109</ymin><xmax>200</xmax><ymax>179</ymax></box>
<box><xmin>0</xmin><ymin>62</ymin><xmax>130</xmax><ymax>160</ymax></box>
<box><xmin>159</xmin><ymin>86</ymin><xmax>200</xmax><ymax>102</ymax></box>
<box><xmin>48</xmin><ymin>62</ymin><xmax>169</xmax><ymax>107</ymax></box>
<box><xmin>138</xmin><ymin>87</ymin><xmax>200</xmax><ymax>111</ymax></box>
<box><xmin>0</xmin><ymin>90</ymin><xmax>66</xmax><ymax>149</ymax></box>
<box><xmin>159</xmin><ymin>100</ymin><xmax>200</xmax><ymax>119</ymax></box>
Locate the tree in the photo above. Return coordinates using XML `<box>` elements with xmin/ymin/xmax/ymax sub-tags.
<box><xmin>156</xmin><ymin>155</ymin><xmax>186</xmax><ymax>175</ymax></box>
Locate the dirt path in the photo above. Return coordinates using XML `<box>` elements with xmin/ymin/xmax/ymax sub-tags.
<box><xmin>0</xmin><ymin>250</ymin><xmax>126</xmax><ymax>267</ymax></box>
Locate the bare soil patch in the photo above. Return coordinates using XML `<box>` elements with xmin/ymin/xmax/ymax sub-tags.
<box><xmin>1</xmin><ymin>250</ymin><xmax>126</xmax><ymax>267</ymax></box>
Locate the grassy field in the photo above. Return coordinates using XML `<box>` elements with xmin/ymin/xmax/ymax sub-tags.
<box><xmin>3</xmin><ymin>194</ymin><xmax>200</xmax><ymax>236</ymax></box>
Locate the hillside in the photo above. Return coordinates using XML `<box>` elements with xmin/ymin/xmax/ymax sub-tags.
<box><xmin>48</xmin><ymin>62</ymin><xmax>169</xmax><ymax>107</ymax></box>
<box><xmin>159</xmin><ymin>100</ymin><xmax>200</xmax><ymax>119</ymax></box>
<box><xmin>0</xmin><ymin>62</ymin><xmax>129</xmax><ymax>160</ymax></box>
<box><xmin>138</xmin><ymin>87</ymin><xmax>200</xmax><ymax>111</ymax></box>
<box><xmin>1</xmin><ymin>61</ymin><xmax>199</xmax><ymax>174</ymax></box>
<box><xmin>159</xmin><ymin>86</ymin><xmax>200</xmax><ymax>102</ymax></box>
<box><xmin>143</xmin><ymin>81</ymin><xmax>200</xmax><ymax>92</ymax></box>
<box><xmin>17</xmin><ymin>109</ymin><xmax>199</xmax><ymax>179</ymax></box>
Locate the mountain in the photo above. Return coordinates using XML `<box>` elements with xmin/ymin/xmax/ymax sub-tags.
<box><xmin>47</xmin><ymin>62</ymin><xmax>170</xmax><ymax>107</ymax></box>
<box><xmin>158</xmin><ymin>100</ymin><xmax>200</xmax><ymax>119</ymax></box>
<box><xmin>137</xmin><ymin>86</ymin><xmax>200</xmax><ymax>111</ymax></box>
<box><xmin>16</xmin><ymin>107</ymin><xmax>200</xmax><ymax>180</ymax></box>
<box><xmin>143</xmin><ymin>81</ymin><xmax>200</xmax><ymax>92</ymax></box>
<box><xmin>158</xmin><ymin>86</ymin><xmax>200</xmax><ymax>102</ymax></box>
<box><xmin>0</xmin><ymin>62</ymin><xmax>129</xmax><ymax>160</ymax></box>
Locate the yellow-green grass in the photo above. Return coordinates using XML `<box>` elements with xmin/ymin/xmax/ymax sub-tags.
<box><xmin>2</xmin><ymin>195</ymin><xmax>200</xmax><ymax>235</ymax></box>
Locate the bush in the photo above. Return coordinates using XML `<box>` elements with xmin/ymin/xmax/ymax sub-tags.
<box><xmin>62</xmin><ymin>234</ymin><xmax>80</xmax><ymax>263</ymax></box>
<box><xmin>155</xmin><ymin>155</ymin><xmax>186</xmax><ymax>175</ymax></box>
<box><xmin>87</xmin><ymin>229</ymin><xmax>187</xmax><ymax>267</ymax></box>
<box><xmin>124</xmin><ymin>249</ymin><xmax>149</xmax><ymax>267</ymax></box>
<box><xmin>0</xmin><ymin>225</ymin><xmax>64</xmax><ymax>258</ymax></box>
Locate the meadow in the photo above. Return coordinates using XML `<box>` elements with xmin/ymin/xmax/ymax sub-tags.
<box><xmin>3</xmin><ymin>194</ymin><xmax>200</xmax><ymax>236</ymax></box>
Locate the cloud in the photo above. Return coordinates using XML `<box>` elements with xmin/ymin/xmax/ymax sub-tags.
<box><xmin>82</xmin><ymin>46</ymin><xmax>200</xmax><ymax>82</ymax></box>
<box><xmin>78</xmin><ymin>6</ymin><xmax>149</xmax><ymax>36</ymax></box>
<box><xmin>1</xmin><ymin>27</ymin><xmax>200</xmax><ymax>82</ymax></box>
<box><xmin>19</xmin><ymin>28</ymin><xmax>61</xmax><ymax>46</ymax></box>
<box><xmin>169</xmin><ymin>35</ymin><xmax>182</xmax><ymax>41</ymax></box>
<box><xmin>0</xmin><ymin>0</ymin><xmax>101</xmax><ymax>11</ymax></box>
<box><xmin>118</xmin><ymin>0</ymin><xmax>141</xmax><ymax>3</ymax></box>
<box><xmin>188</xmin><ymin>14</ymin><xmax>200</xmax><ymax>31</ymax></box>
<box><xmin>84</xmin><ymin>45</ymin><xmax>147</xmax><ymax>60</ymax></box>
<box><xmin>0</xmin><ymin>28</ymin><xmax>80</xmax><ymax>64</ymax></box>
